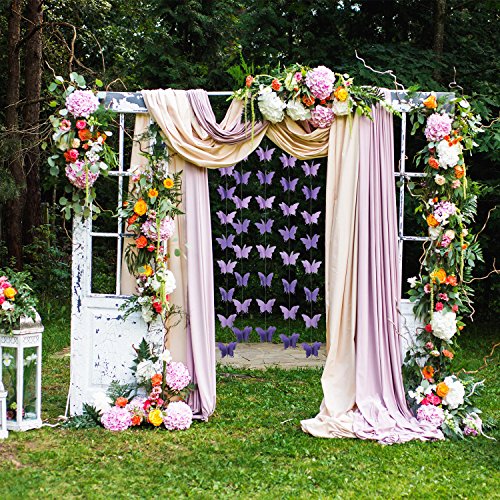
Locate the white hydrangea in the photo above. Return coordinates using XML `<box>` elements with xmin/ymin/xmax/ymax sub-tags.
<box><xmin>286</xmin><ymin>100</ymin><xmax>311</xmax><ymax>121</ymax></box>
<box><xmin>442</xmin><ymin>376</ymin><xmax>465</xmax><ymax>409</ymax></box>
<box><xmin>258</xmin><ymin>91</ymin><xmax>286</xmax><ymax>123</ymax></box>
<box><xmin>93</xmin><ymin>391</ymin><xmax>113</xmax><ymax>414</ymax></box>
<box><xmin>160</xmin><ymin>349</ymin><xmax>173</xmax><ymax>364</ymax></box>
<box><xmin>150</xmin><ymin>269</ymin><xmax>176</xmax><ymax>295</ymax></box>
<box><xmin>437</xmin><ymin>140</ymin><xmax>462</xmax><ymax>169</ymax></box>
<box><xmin>136</xmin><ymin>359</ymin><xmax>157</xmax><ymax>383</ymax></box>
<box><xmin>430</xmin><ymin>310</ymin><xmax>457</xmax><ymax>341</ymax></box>
<box><xmin>332</xmin><ymin>99</ymin><xmax>350</xmax><ymax>116</ymax></box>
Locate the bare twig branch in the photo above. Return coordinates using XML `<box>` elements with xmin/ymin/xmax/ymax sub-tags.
<box><xmin>448</xmin><ymin>67</ymin><xmax>465</xmax><ymax>95</ymax></box>
<box><xmin>457</xmin><ymin>343</ymin><xmax>499</xmax><ymax>375</ymax></box>
<box><xmin>354</xmin><ymin>50</ymin><xmax>405</xmax><ymax>91</ymax></box>
<box><xmin>465</xmin><ymin>258</ymin><xmax>500</xmax><ymax>284</ymax></box>
<box><xmin>473</xmin><ymin>205</ymin><xmax>498</xmax><ymax>243</ymax></box>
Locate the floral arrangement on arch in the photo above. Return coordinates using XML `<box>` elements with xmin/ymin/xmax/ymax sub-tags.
<box><xmin>47</xmin><ymin>72</ymin><xmax>117</xmax><ymax>219</ymax></box>
<box><xmin>403</xmin><ymin>93</ymin><xmax>489</xmax><ymax>439</ymax></box>
<box><xmin>233</xmin><ymin>63</ymin><xmax>384</xmax><ymax>130</ymax></box>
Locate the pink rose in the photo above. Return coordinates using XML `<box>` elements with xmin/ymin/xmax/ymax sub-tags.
<box><xmin>424</xmin><ymin>283</ymin><xmax>431</xmax><ymax>294</ymax></box>
<box><xmin>60</xmin><ymin>119</ymin><xmax>72</xmax><ymax>131</ymax></box>
<box><xmin>452</xmin><ymin>304</ymin><xmax>459</xmax><ymax>312</ymax></box>
<box><xmin>76</xmin><ymin>119</ymin><xmax>87</xmax><ymax>130</ymax></box>
<box><xmin>435</xmin><ymin>302</ymin><xmax>444</xmax><ymax>311</ymax></box>
<box><xmin>294</xmin><ymin>72</ymin><xmax>303</xmax><ymax>82</ymax></box>
<box><xmin>425</xmin><ymin>341</ymin><xmax>434</xmax><ymax>349</ymax></box>
<box><xmin>438</xmin><ymin>293</ymin><xmax>449</xmax><ymax>302</ymax></box>
<box><xmin>0</xmin><ymin>296</ymin><xmax>5</xmax><ymax>305</ymax></box>
<box><xmin>421</xmin><ymin>393</ymin><xmax>441</xmax><ymax>406</ymax></box>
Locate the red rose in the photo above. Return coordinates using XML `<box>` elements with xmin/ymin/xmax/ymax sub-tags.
<box><xmin>135</xmin><ymin>235</ymin><xmax>148</xmax><ymax>249</ymax></box>
<box><xmin>271</xmin><ymin>79</ymin><xmax>281</xmax><ymax>91</ymax></box>
<box><xmin>435</xmin><ymin>302</ymin><xmax>444</xmax><ymax>311</ymax></box>
<box><xmin>64</xmin><ymin>149</ymin><xmax>79</xmax><ymax>163</ymax></box>
<box><xmin>425</xmin><ymin>324</ymin><xmax>432</xmax><ymax>333</ymax></box>
<box><xmin>146</xmin><ymin>244</ymin><xmax>156</xmax><ymax>252</ymax></box>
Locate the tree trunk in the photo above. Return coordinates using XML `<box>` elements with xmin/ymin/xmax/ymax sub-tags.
<box><xmin>22</xmin><ymin>0</ymin><xmax>44</xmax><ymax>246</ymax></box>
<box><xmin>432</xmin><ymin>0</ymin><xmax>446</xmax><ymax>81</ymax></box>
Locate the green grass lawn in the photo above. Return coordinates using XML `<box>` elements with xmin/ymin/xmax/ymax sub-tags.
<box><xmin>0</xmin><ymin>321</ymin><xmax>498</xmax><ymax>499</ymax></box>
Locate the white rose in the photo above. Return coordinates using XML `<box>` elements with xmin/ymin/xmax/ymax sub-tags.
<box><xmin>162</xmin><ymin>269</ymin><xmax>176</xmax><ymax>295</ymax></box>
<box><xmin>462</xmin><ymin>228</ymin><xmax>468</xmax><ymax>237</ymax></box>
<box><xmin>258</xmin><ymin>91</ymin><xmax>286</xmax><ymax>123</ymax></box>
<box><xmin>286</xmin><ymin>100</ymin><xmax>311</xmax><ymax>121</ymax></box>
<box><xmin>72</xmin><ymin>138</ymin><xmax>81</xmax><ymax>148</ymax></box>
<box><xmin>93</xmin><ymin>391</ymin><xmax>112</xmax><ymax>415</ymax></box>
<box><xmin>332</xmin><ymin>99</ymin><xmax>350</xmax><ymax>116</ymax></box>
<box><xmin>1</xmin><ymin>301</ymin><xmax>14</xmax><ymax>311</ymax></box>
<box><xmin>444</xmin><ymin>229</ymin><xmax>455</xmax><ymax>240</ymax></box>
<box><xmin>430</xmin><ymin>310</ymin><xmax>457</xmax><ymax>341</ymax></box>
<box><xmin>442</xmin><ymin>376</ymin><xmax>465</xmax><ymax>409</ymax></box>
<box><xmin>407</xmin><ymin>276</ymin><xmax>418</xmax><ymax>288</ymax></box>
<box><xmin>435</xmin><ymin>174</ymin><xmax>446</xmax><ymax>186</ymax></box>
<box><xmin>160</xmin><ymin>349</ymin><xmax>172</xmax><ymax>364</ymax></box>
<box><xmin>136</xmin><ymin>359</ymin><xmax>156</xmax><ymax>383</ymax></box>
<box><xmin>429</xmin><ymin>227</ymin><xmax>441</xmax><ymax>240</ymax></box>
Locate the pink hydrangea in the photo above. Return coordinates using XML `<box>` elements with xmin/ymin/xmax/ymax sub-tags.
<box><xmin>65</xmin><ymin>160</ymin><xmax>99</xmax><ymax>189</ymax></box>
<box><xmin>463</xmin><ymin>414</ymin><xmax>482</xmax><ymax>437</ymax></box>
<box><xmin>65</xmin><ymin>90</ymin><xmax>100</xmax><ymax>118</ymax></box>
<box><xmin>141</xmin><ymin>216</ymin><xmax>175</xmax><ymax>242</ymax></box>
<box><xmin>305</xmin><ymin>66</ymin><xmax>336</xmax><ymax>100</ymax></box>
<box><xmin>416</xmin><ymin>404</ymin><xmax>445</xmax><ymax>428</ymax></box>
<box><xmin>309</xmin><ymin>105</ymin><xmax>335</xmax><ymax>129</ymax></box>
<box><xmin>101</xmin><ymin>406</ymin><xmax>132</xmax><ymax>431</ymax></box>
<box><xmin>424</xmin><ymin>113</ymin><xmax>453</xmax><ymax>142</ymax></box>
<box><xmin>163</xmin><ymin>401</ymin><xmax>193</xmax><ymax>430</ymax></box>
<box><xmin>433</xmin><ymin>201</ymin><xmax>457</xmax><ymax>225</ymax></box>
<box><xmin>165</xmin><ymin>361</ymin><xmax>191</xmax><ymax>392</ymax></box>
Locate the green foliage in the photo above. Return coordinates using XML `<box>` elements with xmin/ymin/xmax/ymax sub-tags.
<box><xmin>62</xmin><ymin>403</ymin><xmax>101</xmax><ymax>429</ymax></box>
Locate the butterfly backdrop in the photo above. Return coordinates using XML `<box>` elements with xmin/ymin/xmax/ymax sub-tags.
<box><xmin>209</xmin><ymin>140</ymin><xmax>326</xmax><ymax>346</ymax></box>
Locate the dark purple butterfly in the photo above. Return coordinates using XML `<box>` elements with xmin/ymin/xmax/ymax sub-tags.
<box><xmin>301</xmin><ymin>210</ymin><xmax>321</xmax><ymax>225</ymax></box>
<box><xmin>278</xmin><ymin>202</ymin><xmax>299</xmax><ymax>217</ymax></box>
<box><xmin>302</xmin><ymin>341</ymin><xmax>322</xmax><ymax>358</ymax></box>
<box><xmin>217</xmin><ymin>185</ymin><xmax>236</xmax><ymax>200</ymax></box>
<box><xmin>280</xmin><ymin>305</ymin><xmax>300</xmax><ymax>320</ymax></box>
<box><xmin>232</xmin><ymin>326</ymin><xmax>252</xmax><ymax>342</ymax></box>
<box><xmin>232</xmin><ymin>195</ymin><xmax>252</xmax><ymax>210</ymax></box>
<box><xmin>279</xmin><ymin>333</ymin><xmax>300</xmax><ymax>349</ymax></box>
<box><xmin>216</xmin><ymin>210</ymin><xmax>236</xmax><ymax>225</ymax></box>
<box><xmin>233</xmin><ymin>298</ymin><xmax>252</xmax><ymax>314</ymax></box>
<box><xmin>233</xmin><ymin>244</ymin><xmax>253</xmax><ymax>259</ymax></box>
<box><xmin>256</xmin><ymin>298</ymin><xmax>275</xmax><ymax>314</ymax></box>
<box><xmin>282</xmin><ymin>278</ymin><xmax>297</xmax><ymax>294</ymax></box>
<box><xmin>256</xmin><ymin>170</ymin><xmax>275</xmax><ymax>185</ymax></box>
<box><xmin>302</xmin><ymin>259</ymin><xmax>322</xmax><ymax>274</ymax></box>
<box><xmin>304</xmin><ymin>287</ymin><xmax>320</xmax><ymax>303</ymax></box>
<box><xmin>218</xmin><ymin>341</ymin><xmax>237</xmax><ymax>358</ymax></box>
<box><xmin>280</xmin><ymin>251</ymin><xmax>300</xmax><ymax>266</ymax></box>
<box><xmin>255</xmin><ymin>195</ymin><xmax>276</xmax><ymax>210</ymax></box>
<box><xmin>302</xmin><ymin>314</ymin><xmax>322</xmax><ymax>329</ymax></box>
<box><xmin>217</xmin><ymin>314</ymin><xmax>237</xmax><ymax>328</ymax></box>
<box><xmin>255</xmin><ymin>146</ymin><xmax>275</xmax><ymax>162</ymax></box>
<box><xmin>256</xmin><ymin>244</ymin><xmax>276</xmax><ymax>259</ymax></box>
<box><xmin>255</xmin><ymin>219</ymin><xmax>274</xmax><ymax>235</ymax></box>
<box><xmin>233</xmin><ymin>170</ymin><xmax>252</xmax><ymax>185</ymax></box>
<box><xmin>219</xmin><ymin>166</ymin><xmax>235</xmax><ymax>177</ymax></box>
<box><xmin>216</xmin><ymin>234</ymin><xmax>235</xmax><ymax>250</ymax></box>
<box><xmin>301</xmin><ymin>161</ymin><xmax>320</xmax><ymax>177</ymax></box>
<box><xmin>302</xmin><ymin>185</ymin><xmax>321</xmax><ymax>201</ymax></box>
<box><xmin>217</xmin><ymin>260</ymin><xmax>237</xmax><ymax>274</ymax></box>
<box><xmin>279</xmin><ymin>154</ymin><xmax>297</xmax><ymax>169</ymax></box>
<box><xmin>278</xmin><ymin>225</ymin><xmax>297</xmax><ymax>241</ymax></box>
<box><xmin>235</xmin><ymin>272</ymin><xmax>250</xmax><ymax>287</ymax></box>
<box><xmin>258</xmin><ymin>272</ymin><xmax>273</xmax><ymax>288</ymax></box>
<box><xmin>280</xmin><ymin>177</ymin><xmax>299</xmax><ymax>192</ymax></box>
<box><xmin>300</xmin><ymin>234</ymin><xmax>320</xmax><ymax>250</ymax></box>
<box><xmin>231</xmin><ymin>219</ymin><xmax>251</xmax><ymax>234</ymax></box>
<box><xmin>256</xmin><ymin>326</ymin><xmax>276</xmax><ymax>342</ymax></box>
<box><xmin>219</xmin><ymin>287</ymin><xmax>235</xmax><ymax>302</ymax></box>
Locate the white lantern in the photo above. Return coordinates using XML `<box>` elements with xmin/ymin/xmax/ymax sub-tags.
<box><xmin>0</xmin><ymin>380</ymin><xmax>7</xmax><ymax>439</ymax></box>
<box><xmin>0</xmin><ymin>312</ymin><xmax>43</xmax><ymax>431</ymax></box>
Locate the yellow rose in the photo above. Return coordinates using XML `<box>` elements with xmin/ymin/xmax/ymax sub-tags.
<box><xmin>431</xmin><ymin>268</ymin><xmax>447</xmax><ymax>284</ymax></box>
<box><xmin>141</xmin><ymin>264</ymin><xmax>153</xmax><ymax>277</ymax></box>
<box><xmin>426</xmin><ymin>214</ymin><xmax>439</xmax><ymax>227</ymax></box>
<box><xmin>133</xmin><ymin>198</ymin><xmax>147</xmax><ymax>216</ymax></box>
<box><xmin>423</xmin><ymin>95</ymin><xmax>437</xmax><ymax>109</ymax></box>
<box><xmin>334</xmin><ymin>87</ymin><xmax>349</xmax><ymax>102</ymax></box>
<box><xmin>148</xmin><ymin>408</ymin><xmax>163</xmax><ymax>427</ymax></box>
<box><xmin>163</xmin><ymin>178</ymin><xmax>174</xmax><ymax>189</ymax></box>
<box><xmin>4</xmin><ymin>287</ymin><xmax>17</xmax><ymax>300</ymax></box>
<box><xmin>148</xmin><ymin>188</ymin><xmax>159</xmax><ymax>198</ymax></box>
<box><xmin>436</xmin><ymin>382</ymin><xmax>449</xmax><ymax>398</ymax></box>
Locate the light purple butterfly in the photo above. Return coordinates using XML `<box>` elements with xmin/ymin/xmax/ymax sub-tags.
<box><xmin>231</xmin><ymin>218</ymin><xmax>250</xmax><ymax>234</ymax></box>
<box><xmin>280</xmin><ymin>305</ymin><xmax>300</xmax><ymax>320</ymax></box>
<box><xmin>255</xmin><ymin>219</ymin><xmax>274</xmax><ymax>235</ymax></box>
<box><xmin>280</xmin><ymin>177</ymin><xmax>299</xmax><ymax>192</ymax></box>
<box><xmin>217</xmin><ymin>260</ymin><xmax>237</xmax><ymax>274</ymax></box>
<box><xmin>232</xmin><ymin>195</ymin><xmax>252</xmax><ymax>210</ymax></box>
<box><xmin>278</xmin><ymin>225</ymin><xmax>297</xmax><ymax>241</ymax></box>
<box><xmin>279</xmin><ymin>333</ymin><xmax>300</xmax><ymax>349</ymax></box>
<box><xmin>279</xmin><ymin>154</ymin><xmax>297</xmax><ymax>169</ymax></box>
<box><xmin>256</xmin><ymin>244</ymin><xmax>276</xmax><ymax>259</ymax></box>
<box><xmin>302</xmin><ymin>341</ymin><xmax>322</xmax><ymax>357</ymax></box>
<box><xmin>279</xmin><ymin>202</ymin><xmax>299</xmax><ymax>217</ymax></box>
<box><xmin>233</xmin><ymin>170</ymin><xmax>252</xmax><ymax>185</ymax></box>
<box><xmin>300</xmin><ymin>234</ymin><xmax>320</xmax><ymax>250</ymax></box>
<box><xmin>218</xmin><ymin>341</ymin><xmax>237</xmax><ymax>358</ymax></box>
<box><xmin>303</xmin><ymin>185</ymin><xmax>321</xmax><ymax>200</ymax></box>
<box><xmin>216</xmin><ymin>210</ymin><xmax>236</xmax><ymax>225</ymax></box>
<box><xmin>235</xmin><ymin>272</ymin><xmax>250</xmax><ymax>287</ymax></box>
<box><xmin>219</xmin><ymin>166</ymin><xmax>235</xmax><ymax>177</ymax></box>
<box><xmin>233</xmin><ymin>298</ymin><xmax>252</xmax><ymax>314</ymax></box>
<box><xmin>256</xmin><ymin>298</ymin><xmax>276</xmax><ymax>314</ymax></box>
<box><xmin>302</xmin><ymin>259</ymin><xmax>322</xmax><ymax>274</ymax></box>
<box><xmin>219</xmin><ymin>287</ymin><xmax>235</xmax><ymax>302</ymax></box>
<box><xmin>255</xmin><ymin>195</ymin><xmax>276</xmax><ymax>210</ymax></box>
<box><xmin>302</xmin><ymin>314</ymin><xmax>322</xmax><ymax>329</ymax></box>
<box><xmin>233</xmin><ymin>326</ymin><xmax>252</xmax><ymax>342</ymax></box>
<box><xmin>301</xmin><ymin>210</ymin><xmax>321</xmax><ymax>225</ymax></box>
<box><xmin>255</xmin><ymin>146</ymin><xmax>275</xmax><ymax>162</ymax></box>
<box><xmin>216</xmin><ymin>234</ymin><xmax>235</xmax><ymax>250</ymax></box>
<box><xmin>217</xmin><ymin>185</ymin><xmax>236</xmax><ymax>200</ymax></box>
<box><xmin>256</xmin><ymin>170</ymin><xmax>275</xmax><ymax>185</ymax></box>
<box><xmin>233</xmin><ymin>244</ymin><xmax>253</xmax><ymax>259</ymax></box>
<box><xmin>280</xmin><ymin>251</ymin><xmax>300</xmax><ymax>266</ymax></box>
<box><xmin>304</xmin><ymin>287</ymin><xmax>320</xmax><ymax>303</ymax></box>
<box><xmin>256</xmin><ymin>326</ymin><xmax>276</xmax><ymax>342</ymax></box>
<box><xmin>217</xmin><ymin>314</ymin><xmax>237</xmax><ymax>328</ymax></box>
<box><xmin>301</xmin><ymin>161</ymin><xmax>320</xmax><ymax>177</ymax></box>
<box><xmin>282</xmin><ymin>278</ymin><xmax>297</xmax><ymax>294</ymax></box>
<box><xmin>258</xmin><ymin>272</ymin><xmax>273</xmax><ymax>288</ymax></box>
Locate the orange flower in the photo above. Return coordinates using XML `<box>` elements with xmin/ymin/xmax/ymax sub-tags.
<box><xmin>428</xmin><ymin>157</ymin><xmax>440</xmax><ymax>170</ymax></box>
<box><xmin>245</xmin><ymin>75</ymin><xmax>254</xmax><ymax>87</ymax></box>
<box><xmin>127</xmin><ymin>214</ymin><xmax>138</xmax><ymax>226</ymax></box>
<box><xmin>115</xmin><ymin>397</ymin><xmax>128</xmax><ymax>408</ymax></box>
<box><xmin>131</xmin><ymin>414</ymin><xmax>142</xmax><ymax>426</ymax></box>
<box><xmin>302</xmin><ymin>95</ymin><xmax>315</xmax><ymax>107</ymax></box>
<box><xmin>134</xmin><ymin>198</ymin><xmax>147</xmax><ymax>216</ymax></box>
<box><xmin>334</xmin><ymin>86</ymin><xmax>349</xmax><ymax>102</ymax></box>
<box><xmin>426</xmin><ymin>214</ymin><xmax>439</xmax><ymax>227</ymax></box>
<box><xmin>78</xmin><ymin>129</ymin><xmax>92</xmax><ymax>141</ymax></box>
<box><xmin>431</xmin><ymin>268</ymin><xmax>447</xmax><ymax>284</ymax></box>
<box><xmin>135</xmin><ymin>235</ymin><xmax>148</xmax><ymax>249</ymax></box>
<box><xmin>423</xmin><ymin>95</ymin><xmax>437</xmax><ymax>109</ymax></box>
<box><xmin>3</xmin><ymin>287</ymin><xmax>17</xmax><ymax>300</ymax></box>
<box><xmin>122</xmin><ymin>201</ymin><xmax>129</xmax><ymax>207</ymax></box>
<box><xmin>151</xmin><ymin>373</ymin><xmax>163</xmax><ymax>387</ymax></box>
<box><xmin>271</xmin><ymin>79</ymin><xmax>281</xmax><ymax>91</ymax></box>
<box><xmin>446</xmin><ymin>275</ymin><xmax>458</xmax><ymax>286</ymax></box>
<box><xmin>442</xmin><ymin>349</ymin><xmax>454</xmax><ymax>360</ymax></box>
<box><xmin>436</xmin><ymin>382</ymin><xmax>449</xmax><ymax>397</ymax></box>
<box><xmin>459</xmin><ymin>325</ymin><xmax>464</xmax><ymax>331</ymax></box>
<box><xmin>422</xmin><ymin>365</ymin><xmax>435</xmax><ymax>380</ymax></box>
<box><xmin>163</xmin><ymin>178</ymin><xmax>174</xmax><ymax>189</ymax></box>
<box><xmin>148</xmin><ymin>188</ymin><xmax>159</xmax><ymax>198</ymax></box>
<box><xmin>454</xmin><ymin>165</ymin><xmax>465</xmax><ymax>179</ymax></box>
<box><xmin>141</xmin><ymin>264</ymin><xmax>153</xmax><ymax>277</ymax></box>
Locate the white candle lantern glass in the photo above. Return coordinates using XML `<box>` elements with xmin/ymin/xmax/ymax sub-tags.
<box><xmin>0</xmin><ymin>313</ymin><xmax>43</xmax><ymax>431</ymax></box>
<box><xmin>0</xmin><ymin>380</ymin><xmax>7</xmax><ymax>439</ymax></box>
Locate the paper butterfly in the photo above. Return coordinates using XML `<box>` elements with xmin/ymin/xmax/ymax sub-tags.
<box><xmin>233</xmin><ymin>244</ymin><xmax>253</xmax><ymax>259</ymax></box>
<box><xmin>256</xmin><ymin>326</ymin><xmax>276</xmax><ymax>342</ymax></box>
<box><xmin>232</xmin><ymin>326</ymin><xmax>252</xmax><ymax>343</ymax></box>
<box><xmin>278</xmin><ymin>225</ymin><xmax>297</xmax><ymax>241</ymax></box>
<box><xmin>231</xmin><ymin>218</ymin><xmax>250</xmax><ymax>234</ymax></box>
<box><xmin>280</xmin><ymin>251</ymin><xmax>300</xmax><ymax>266</ymax></box>
<box><xmin>280</xmin><ymin>305</ymin><xmax>300</xmax><ymax>320</ymax></box>
<box><xmin>302</xmin><ymin>341</ymin><xmax>322</xmax><ymax>358</ymax></box>
<box><xmin>302</xmin><ymin>259</ymin><xmax>322</xmax><ymax>274</ymax></box>
<box><xmin>302</xmin><ymin>185</ymin><xmax>321</xmax><ymax>201</ymax></box>
<box><xmin>256</xmin><ymin>170</ymin><xmax>275</xmax><ymax>185</ymax></box>
<box><xmin>218</xmin><ymin>341</ymin><xmax>237</xmax><ymax>358</ymax></box>
<box><xmin>217</xmin><ymin>260</ymin><xmax>237</xmax><ymax>274</ymax></box>
<box><xmin>258</xmin><ymin>272</ymin><xmax>273</xmax><ymax>288</ymax></box>
<box><xmin>300</xmin><ymin>234</ymin><xmax>320</xmax><ymax>250</ymax></box>
<box><xmin>280</xmin><ymin>177</ymin><xmax>299</xmax><ymax>192</ymax></box>
<box><xmin>255</xmin><ymin>195</ymin><xmax>276</xmax><ymax>210</ymax></box>
<box><xmin>216</xmin><ymin>234</ymin><xmax>235</xmax><ymax>250</ymax></box>
<box><xmin>279</xmin><ymin>333</ymin><xmax>300</xmax><ymax>349</ymax></box>
<box><xmin>256</xmin><ymin>244</ymin><xmax>276</xmax><ymax>259</ymax></box>
<box><xmin>301</xmin><ymin>161</ymin><xmax>320</xmax><ymax>177</ymax></box>
<box><xmin>233</xmin><ymin>170</ymin><xmax>252</xmax><ymax>185</ymax></box>
<box><xmin>217</xmin><ymin>185</ymin><xmax>236</xmax><ymax>200</ymax></box>
<box><xmin>219</xmin><ymin>166</ymin><xmax>235</xmax><ymax>177</ymax></box>
<box><xmin>216</xmin><ymin>210</ymin><xmax>236</xmax><ymax>225</ymax></box>
<box><xmin>279</xmin><ymin>202</ymin><xmax>299</xmax><ymax>217</ymax></box>
<box><xmin>301</xmin><ymin>210</ymin><xmax>321</xmax><ymax>225</ymax></box>
<box><xmin>217</xmin><ymin>314</ymin><xmax>237</xmax><ymax>329</ymax></box>
<box><xmin>233</xmin><ymin>298</ymin><xmax>252</xmax><ymax>314</ymax></box>
<box><xmin>255</xmin><ymin>219</ymin><xmax>274</xmax><ymax>235</ymax></box>
<box><xmin>304</xmin><ymin>287</ymin><xmax>320</xmax><ymax>303</ymax></box>
<box><xmin>255</xmin><ymin>146</ymin><xmax>275</xmax><ymax>162</ymax></box>
<box><xmin>282</xmin><ymin>278</ymin><xmax>298</xmax><ymax>294</ymax></box>
<box><xmin>219</xmin><ymin>287</ymin><xmax>235</xmax><ymax>302</ymax></box>
<box><xmin>256</xmin><ymin>298</ymin><xmax>276</xmax><ymax>314</ymax></box>
<box><xmin>302</xmin><ymin>313</ymin><xmax>322</xmax><ymax>329</ymax></box>
<box><xmin>235</xmin><ymin>272</ymin><xmax>250</xmax><ymax>287</ymax></box>
<box><xmin>232</xmin><ymin>195</ymin><xmax>252</xmax><ymax>210</ymax></box>
<box><xmin>279</xmin><ymin>153</ymin><xmax>297</xmax><ymax>169</ymax></box>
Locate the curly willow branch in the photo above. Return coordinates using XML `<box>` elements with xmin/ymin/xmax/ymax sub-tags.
<box><xmin>354</xmin><ymin>50</ymin><xmax>405</xmax><ymax>91</ymax></box>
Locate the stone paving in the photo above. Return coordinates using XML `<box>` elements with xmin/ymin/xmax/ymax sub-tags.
<box><xmin>216</xmin><ymin>342</ymin><xmax>326</xmax><ymax>370</ymax></box>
